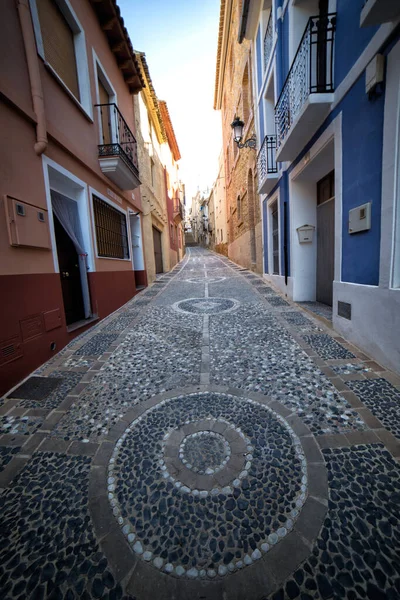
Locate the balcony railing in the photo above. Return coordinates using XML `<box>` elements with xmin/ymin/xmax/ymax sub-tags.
<box><xmin>95</xmin><ymin>103</ymin><xmax>139</xmax><ymax>178</ymax></box>
<box><xmin>173</xmin><ymin>199</ymin><xmax>184</xmax><ymax>222</ymax></box>
<box><xmin>257</xmin><ymin>134</ymin><xmax>278</xmax><ymax>182</ymax></box>
<box><xmin>264</xmin><ymin>12</ymin><xmax>273</xmax><ymax>71</ymax></box>
<box><xmin>275</xmin><ymin>13</ymin><xmax>336</xmax><ymax>151</ymax></box>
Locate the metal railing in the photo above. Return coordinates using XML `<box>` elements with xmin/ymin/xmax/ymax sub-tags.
<box><xmin>173</xmin><ymin>199</ymin><xmax>184</xmax><ymax>220</ymax></box>
<box><xmin>275</xmin><ymin>13</ymin><xmax>336</xmax><ymax>150</ymax></box>
<box><xmin>264</xmin><ymin>12</ymin><xmax>273</xmax><ymax>71</ymax></box>
<box><xmin>257</xmin><ymin>134</ymin><xmax>278</xmax><ymax>182</ymax></box>
<box><xmin>95</xmin><ymin>103</ymin><xmax>139</xmax><ymax>177</ymax></box>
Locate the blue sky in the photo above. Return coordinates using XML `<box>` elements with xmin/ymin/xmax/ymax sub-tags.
<box><xmin>119</xmin><ymin>0</ymin><xmax>222</xmax><ymax>200</ymax></box>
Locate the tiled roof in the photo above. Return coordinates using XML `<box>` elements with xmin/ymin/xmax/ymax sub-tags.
<box><xmin>90</xmin><ymin>0</ymin><xmax>145</xmax><ymax>93</ymax></box>
<box><xmin>159</xmin><ymin>101</ymin><xmax>181</xmax><ymax>162</ymax></box>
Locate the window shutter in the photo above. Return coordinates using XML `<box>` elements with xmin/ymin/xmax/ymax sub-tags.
<box><xmin>98</xmin><ymin>79</ymin><xmax>111</xmax><ymax>144</ymax></box>
<box><xmin>36</xmin><ymin>0</ymin><xmax>80</xmax><ymax>101</ymax></box>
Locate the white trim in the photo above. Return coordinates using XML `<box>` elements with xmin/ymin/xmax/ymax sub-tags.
<box><xmin>30</xmin><ymin>0</ymin><xmax>93</xmax><ymax>120</ymax></box>
<box><xmin>42</xmin><ymin>156</ymin><xmax>95</xmax><ymax>273</ymax></box>
<box><xmin>379</xmin><ymin>40</ymin><xmax>400</xmax><ymax>289</ymax></box>
<box><xmin>267</xmin><ymin>189</ymin><xmax>280</xmax><ymax>276</ymax></box>
<box><xmin>89</xmin><ymin>186</ymin><xmax>132</xmax><ymax>262</ymax></box>
<box><xmin>331</xmin><ymin>19</ymin><xmax>400</xmax><ymax>112</ymax></box>
<box><xmin>289</xmin><ymin>114</ymin><xmax>340</xmax><ymax>301</ymax></box>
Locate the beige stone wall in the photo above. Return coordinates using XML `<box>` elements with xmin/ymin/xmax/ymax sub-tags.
<box><xmin>134</xmin><ymin>95</ymin><xmax>169</xmax><ymax>283</ymax></box>
<box><xmin>218</xmin><ymin>0</ymin><xmax>262</xmax><ymax>273</ymax></box>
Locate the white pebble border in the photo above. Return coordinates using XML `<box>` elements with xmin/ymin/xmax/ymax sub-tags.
<box><xmin>107</xmin><ymin>392</ymin><xmax>308</xmax><ymax>579</ymax></box>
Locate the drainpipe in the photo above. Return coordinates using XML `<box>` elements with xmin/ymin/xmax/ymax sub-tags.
<box><xmin>16</xmin><ymin>0</ymin><xmax>48</xmax><ymax>155</ymax></box>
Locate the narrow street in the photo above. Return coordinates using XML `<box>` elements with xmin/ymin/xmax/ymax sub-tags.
<box><xmin>1</xmin><ymin>248</ymin><xmax>400</xmax><ymax>600</ymax></box>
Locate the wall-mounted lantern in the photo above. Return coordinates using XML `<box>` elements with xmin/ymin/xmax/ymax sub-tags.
<box><xmin>231</xmin><ymin>116</ymin><xmax>257</xmax><ymax>150</ymax></box>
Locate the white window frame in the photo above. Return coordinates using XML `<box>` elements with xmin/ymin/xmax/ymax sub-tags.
<box><xmin>93</xmin><ymin>50</ymin><xmax>118</xmax><ymax>145</ymax></box>
<box><xmin>42</xmin><ymin>156</ymin><xmax>95</xmax><ymax>274</ymax></box>
<box><xmin>89</xmin><ymin>187</ymin><xmax>131</xmax><ymax>262</ymax></box>
<box><xmin>29</xmin><ymin>0</ymin><xmax>92</xmax><ymax>120</ymax></box>
<box><xmin>268</xmin><ymin>190</ymin><xmax>281</xmax><ymax>276</ymax></box>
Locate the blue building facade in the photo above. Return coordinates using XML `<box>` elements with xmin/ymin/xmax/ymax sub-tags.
<box><xmin>240</xmin><ymin>0</ymin><xmax>400</xmax><ymax>372</ymax></box>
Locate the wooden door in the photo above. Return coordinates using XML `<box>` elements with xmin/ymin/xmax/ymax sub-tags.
<box><xmin>316</xmin><ymin>171</ymin><xmax>335</xmax><ymax>306</ymax></box>
<box><xmin>152</xmin><ymin>227</ymin><xmax>163</xmax><ymax>274</ymax></box>
<box><xmin>54</xmin><ymin>216</ymin><xmax>85</xmax><ymax>325</ymax></box>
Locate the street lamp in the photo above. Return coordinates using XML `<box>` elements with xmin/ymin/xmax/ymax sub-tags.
<box><xmin>231</xmin><ymin>116</ymin><xmax>257</xmax><ymax>149</ymax></box>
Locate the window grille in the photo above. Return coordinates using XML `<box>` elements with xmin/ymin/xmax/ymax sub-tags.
<box><xmin>93</xmin><ymin>196</ymin><xmax>129</xmax><ymax>259</ymax></box>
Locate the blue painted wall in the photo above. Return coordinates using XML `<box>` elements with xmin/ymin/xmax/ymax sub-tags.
<box><xmin>256</xmin><ymin>26</ymin><xmax>263</xmax><ymax>95</ymax></box>
<box><xmin>341</xmin><ymin>76</ymin><xmax>384</xmax><ymax>285</ymax></box>
<box><xmin>335</xmin><ymin>0</ymin><xmax>379</xmax><ymax>87</ymax></box>
<box><xmin>258</xmin><ymin>98</ymin><xmax>265</xmax><ymax>142</ymax></box>
<box><xmin>275</xmin><ymin>8</ymin><xmax>289</xmax><ymax>98</ymax></box>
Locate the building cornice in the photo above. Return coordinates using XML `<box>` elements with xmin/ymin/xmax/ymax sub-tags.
<box><xmin>159</xmin><ymin>101</ymin><xmax>181</xmax><ymax>162</ymax></box>
<box><xmin>214</xmin><ymin>0</ymin><xmax>233</xmax><ymax>110</ymax></box>
<box><xmin>134</xmin><ymin>51</ymin><xmax>167</xmax><ymax>144</ymax></box>
<box><xmin>89</xmin><ymin>0</ymin><xmax>145</xmax><ymax>94</ymax></box>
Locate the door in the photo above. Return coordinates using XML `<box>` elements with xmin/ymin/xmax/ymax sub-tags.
<box><xmin>152</xmin><ymin>227</ymin><xmax>163</xmax><ymax>274</ymax></box>
<box><xmin>54</xmin><ymin>215</ymin><xmax>85</xmax><ymax>325</ymax></box>
<box><xmin>271</xmin><ymin>202</ymin><xmax>279</xmax><ymax>275</ymax></box>
<box><xmin>316</xmin><ymin>170</ymin><xmax>335</xmax><ymax>306</ymax></box>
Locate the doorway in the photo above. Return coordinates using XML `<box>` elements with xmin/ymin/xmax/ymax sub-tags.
<box><xmin>53</xmin><ymin>215</ymin><xmax>85</xmax><ymax>325</ymax></box>
<box><xmin>316</xmin><ymin>170</ymin><xmax>335</xmax><ymax>305</ymax></box>
<box><xmin>153</xmin><ymin>227</ymin><xmax>163</xmax><ymax>274</ymax></box>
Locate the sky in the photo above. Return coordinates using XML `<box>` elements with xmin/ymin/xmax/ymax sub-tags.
<box><xmin>118</xmin><ymin>0</ymin><xmax>222</xmax><ymax>202</ymax></box>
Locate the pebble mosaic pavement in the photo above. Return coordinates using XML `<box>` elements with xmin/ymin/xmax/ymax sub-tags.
<box><xmin>0</xmin><ymin>247</ymin><xmax>399</xmax><ymax>600</ymax></box>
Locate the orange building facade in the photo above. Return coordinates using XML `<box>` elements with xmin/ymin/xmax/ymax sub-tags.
<box><xmin>0</xmin><ymin>0</ymin><xmax>147</xmax><ymax>394</ymax></box>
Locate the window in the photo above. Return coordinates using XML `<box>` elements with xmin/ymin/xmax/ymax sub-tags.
<box><xmin>36</xmin><ymin>0</ymin><xmax>79</xmax><ymax>98</ymax></box>
<box><xmin>150</xmin><ymin>159</ymin><xmax>155</xmax><ymax>189</ymax></box>
<box><xmin>32</xmin><ymin>0</ymin><xmax>91</xmax><ymax>115</ymax></box>
<box><xmin>93</xmin><ymin>195</ymin><xmax>129</xmax><ymax>259</ymax></box>
<box><xmin>317</xmin><ymin>170</ymin><xmax>335</xmax><ymax>205</ymax></box>
<box><xmin>242</xmin><ymin>64</ymin><xmax>250</xmax><ymax>123</ymax></box>
<box><xmin>237</xmin><ymin>195</ymin><xmax>241</xmax><ymax>220</ymax></box>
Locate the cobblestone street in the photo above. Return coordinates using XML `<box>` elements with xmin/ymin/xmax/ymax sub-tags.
<box><xmin>1</xmin><ymin>248</ymin><xmax>400</xmax><ymax>600</ymax></box>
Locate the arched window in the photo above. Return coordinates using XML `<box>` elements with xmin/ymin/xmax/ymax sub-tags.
<box><xmin>248</xmin><ymin>168</ymin><xmax>256</xmax><ymax>263</ymax></box>
<box><xmin>242</xmin><ymin>64</ymin><xmax>250</xmax><ymax>124</ymax></box>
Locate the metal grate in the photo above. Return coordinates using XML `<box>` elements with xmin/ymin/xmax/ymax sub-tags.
<box><xmin>257</xmin><ymin>134</ymin><xmax>278</xmax><ymax>182</ymax></box>
<box><xmin>93</xmin><ymin>195</ymin><xmax>129</xmax><ymax>259</ymax></box>
<box><xmin>264</xmin><ymin>12</ymin><xmax>273</xmax><ymax>72</ymax></box>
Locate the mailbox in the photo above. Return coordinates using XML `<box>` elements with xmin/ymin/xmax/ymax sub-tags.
<box><xmin>296</xmin><ymin>224</ymin><xmax>315</xmax><ymax>243</ymax></box>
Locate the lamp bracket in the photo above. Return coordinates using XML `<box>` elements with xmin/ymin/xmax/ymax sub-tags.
<box><xmin>236</xmin><ymin>135</ymin><xmax>257</xmax><ymax>150</ymax></box>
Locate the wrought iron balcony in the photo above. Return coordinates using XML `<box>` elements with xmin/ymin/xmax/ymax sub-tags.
<box><xmin>95</xmin><ymin>103</ymin><xmax>140</xmax><ymax>190</ymax></box>
<box><xmin>257</xmin><ymin>134</ymin><xmax>278</xmax><ymax>194</ymax></box>
<box><xmin>264</xmin><ymin>13</ymin><xmax>273</xmax><ymax>72</ymax></box>
<box><xmin>173</xmin><ymin>199</ymin><xmax>184</xmax><ymax>223</ymax></box>
<box><xmin>275</xmin><ymin>13</ymin><xmax>336</xmax><ymax>161</ymax></box>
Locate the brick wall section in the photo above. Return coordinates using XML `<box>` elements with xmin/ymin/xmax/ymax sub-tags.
<box><xmin>220</xmin><ymin>0</ymin><xmax>262</xmax><ymax>273</ymax></box>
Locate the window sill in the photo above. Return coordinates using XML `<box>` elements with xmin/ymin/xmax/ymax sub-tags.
<box><xmin>67</xmin><ymin>315</ymin><xmax>99</xmax><ymax>333</ymax></box>
<box><xmin>44</xmin><ymin>61</ymin><xmax>94</xmax><ymax>123</ymax></box>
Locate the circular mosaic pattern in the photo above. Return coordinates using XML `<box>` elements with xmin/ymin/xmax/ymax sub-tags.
<box><xmin>172</xmin><ymin>298</ymin><xmax>239</xmax><ymax>315</ymax></box>
<box><xmin>179</xmin><ymin>431</ymin><xmax>230</xmax><ymax>474</ymax></box>
<box><xmin>108</xmin><ymin>392</ymin><xmax>308</xmax><ymax>579</ymax></box>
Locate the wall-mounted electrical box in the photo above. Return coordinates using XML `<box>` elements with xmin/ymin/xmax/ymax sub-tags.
<box><xmin>4</xmin><ymin>195</ymin><xmax>51</xmax><ymax>249</ymax></box>
<box><xmin>366</xmin><ymin>54</ymin><xmax>384</xmax><ymax>94</ymax></box>
<box><xmin>297</xmin><ymin>224</ymin><xmax>315</xmax><ymax>243</ymax></box>
<box><xmin>349</xmin><ymin>202</ymin><xmax>371</xmax><ymax>234</ymax></box>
